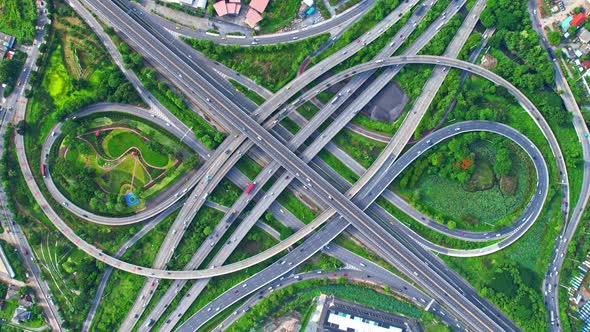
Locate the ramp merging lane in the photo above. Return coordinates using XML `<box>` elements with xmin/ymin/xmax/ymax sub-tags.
<box><xmin>29</xmin><ymin>0</ymin><xmax>566</xmax><ymax>330</ymax></box>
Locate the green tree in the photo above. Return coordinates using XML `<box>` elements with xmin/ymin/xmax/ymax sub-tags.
<box><xmin>18</xmin><ymin>286</ymin><xmax>32</xmax><ymax>296</ymax></box>
<box><xmin>15</xmin><ymin>121</ymin><xmax>26</xmax><ymax>135</ymax></box>
<box><xmin>493</xmin><ymin>148</ymin><xmax>512</xmax><ymax>177</ymax></box>
<box><xmin>547</xmin><ymin>31</ymin><xmax>562</xmax><ymax>46</ymax></box>
<box><xmin>0</xmin><ymin>59</ymin><xmax>19</xmax><ymax>84</ymax></box>
<box><xmin>447</xmin><ymin>220</ymin><xmax>457</xmax><ymax>230</ymax></box>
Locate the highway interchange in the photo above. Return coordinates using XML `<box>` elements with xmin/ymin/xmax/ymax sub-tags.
<box><xmin>3</xmin><ymin>0</ymin><xmax>590</xmax><ymax>330</ymax></box>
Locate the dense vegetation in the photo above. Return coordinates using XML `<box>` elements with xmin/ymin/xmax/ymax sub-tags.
<box><xmin>413</xmin><ymin>0</ymin><xmax>582</xmax><ymax>330</ymax></box>
<box><xmin>0</xmin><ymin>0</ymin><xmax>37</xmax><ymax>42</ymax></box>
<box><xmin>0</xmin><ymin>54</ymin><xmax>26</xmax><ymax>97</ymax></box>
<box><xmin>184</xmin><ymin>34</ymin><xmax>329</xmax><ymax>92</ymax></box>
<box><xmin>396</xmin><ymin>134</ymin><xmax>534</xmax><ymax>230</ymax></box>
<box><xmin>257</xmin><ymin>0</ymin><xmax>300</xmax><ymax>33</ymax></box>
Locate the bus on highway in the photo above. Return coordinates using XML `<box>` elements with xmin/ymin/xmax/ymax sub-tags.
<box><xmin>244</xmin><ymin>181</ymin><xmax>256</xmax><ymax>194</ymax></box>
<box><xmin>41</xmin><ymin>164</ymin><xmax>47</xmax><ymax>178</ymax></box>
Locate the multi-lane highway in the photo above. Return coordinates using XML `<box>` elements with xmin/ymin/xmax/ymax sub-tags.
<box><xmin>175</xmin><ymin>120</ymin><xmax>542</xmax><ymax>331</ymax></box>
<box><xmin>20</xmin><ymin>53</ymin><xmax>560</xmax><ymax>280</ymax></box>
<box><xmin>13</xmin><ymin>0</ymin><xmax>581</xmax><ymax>330</ymax></box>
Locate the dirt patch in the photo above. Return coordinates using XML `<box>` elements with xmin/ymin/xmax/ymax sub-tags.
<box><xmin>480</xmin><ymin>54</ymin><xmax>498</xmax><ymax>71</ymax></box>
<box><xmin>240</xmin><ymin>240</ymin><xmax>264</xmax><ymax>255</ymax></box>
<box><xmin>265</xmin><ymin>313</ymin><xmax>302</xmax><ymax>332</ymax></box>
<box><xmin>499</xmin><ymin>175</ymin><xmax>517</xmax><ymax>195</ymax></box>
<box><xmin>296</xmin><ymin>192</ymin><xmax>321</xmax><ymax>213</ymax></box>
<box><xmin>464</xmin><ymin>159</ymin><xmax>494</xmax><ymax>192</ymax></box>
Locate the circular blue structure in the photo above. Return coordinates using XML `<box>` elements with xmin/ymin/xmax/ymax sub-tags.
<box><xmin>125</xmin><ymin>193</ymin><xmax>139</xmax><ymax>207</ymax></box>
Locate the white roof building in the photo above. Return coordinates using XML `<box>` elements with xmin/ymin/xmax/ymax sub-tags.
<box><xmin>327</xmin><ymin>311</ymin><xmax>403</xmax><ymax>332</ymax></box>
<box><xmin>303</xmin><ymin>0</ymin><xmax>314</xmax><ymax>6</ymax></box>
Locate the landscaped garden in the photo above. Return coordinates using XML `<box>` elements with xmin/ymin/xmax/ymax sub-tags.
<box><xmin>50</xmin><ymin>114</ymin><xmax>197</xmax><ymax>216</ymax></box>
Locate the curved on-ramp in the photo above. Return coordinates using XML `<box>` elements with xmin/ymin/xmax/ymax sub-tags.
<box><xmin>21</xmin><ymin>56</ymin><xmax>561</xmax><ymax>279</ymax></box>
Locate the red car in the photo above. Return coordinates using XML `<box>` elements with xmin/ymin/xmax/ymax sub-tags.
<box><xmin>24</xmin><ymin>250</ymin><xmax>28</xmax><ymax>255</ymax></box>
<box><xmin>233</xmin><ymin>290</ymin><xmax>239</xmax><ymax>294</ymax></box>
<box><xmin>332</xmin><ymin>273</ymin><xmax>337</xmax><ymax>276</ymax></box>
<box><xmin>399</xmin><ymin>34</ymin><xmax>404</xmax><ymax>38</ymax></box>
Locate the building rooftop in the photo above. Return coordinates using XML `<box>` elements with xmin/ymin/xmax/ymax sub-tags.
<box><xmin>327</xmin><ymin>312</ymin><xmax>403</xmax><ymax>332</ymax></box>
<box><xmin>562</xmin><ymin>16</ymin><xmax>574</xmax><ymax>30</ymax></box>
<box><xmin>580</xmin><ymin>28</ymin><xmax>590</xmax><ymax>43</ymax></box>
<box><xmin>249</xmin><ymin>0</ymin><xmax>269</xmax><ymax>13</ymax></box>
<box><xmin>214</xmin><ymin>1</ymin><xmax>228</xmax><ymax>16</ymax></box>
<box><xmin>319</xmin><ymin>297</ymin><xmax>419</xmax><ymax>332</ymax></box>
<box><xmin>12</xmin><ymin>306</ymin><xmax>30</xmax><ymax>322</ymax></box>
<box><xmin>227</xmin><ymin>2</ymin><xmax>241</xmax><ymax>15</ymax></box>
<box><xmin>0</xmin><ymin>32</ymin><xmax>16</xmax><ymax>59</ymax></box>
<box><xmin>245</xmin><ymin>8</ymin><xmax>263</xmax><ymax>27</ymax></box>
<box><xmin>573</xmin><ymin>12</ymin><xmax>587</xmax><ymax>27</ymax></box>
<box><xmin>195</xmin><ymin>0</ymin><xmax>207</xmax><ymax>9</ymax></box>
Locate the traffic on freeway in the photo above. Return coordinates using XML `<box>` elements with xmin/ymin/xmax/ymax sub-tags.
<box><xmin>3</xmin><ymin>0</ymin><xmax>588</xmax><ymax>330</ymax></box>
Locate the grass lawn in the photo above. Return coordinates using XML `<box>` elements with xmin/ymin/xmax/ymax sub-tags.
<box><xmin>183</xmin><ymin>34</ymin><xmax>329</xmax><ymax>92</ymax></box>
<box><xmin>102</xmin><ymin>130</ymin><xmax>171</xmax><ymax>167</ymax></box>
<box><xmin>99</xmin><ymin>157</ymin><xmax>148</xmax><ymax>193</ymax></box>
<box><xmin>277</xmin><ymin>191</ymin><xmax>318</xmax><ymax>224</ymax></box>
<box><xmin>0</xmin><ymin>0</ymin><xmax>37</xmax><ymax>42</ymax></box>
<box><xmin>297</xmin><ymin>102</ymin><xmax>319</xmax><ymax>120</ymax></box>
<box><xmin>257</xmin><ymin>0</ymin><xmax>301</xmax><ymax>33</ymax></box>
<box><xmin>235</xmin><ymin>156</ymin><xmax>262</xmax><ymax>180</ymax></box>
<box><xmin>280</xmin><ymin>116</ymin><xmax>301</xmax><ymax>135</ymax></box>
<box><xmin>318</xmin><ymin>149</ymin><xmax>360</xmax><ymax>183</ymax></box>
<box><xmin>90</xmin><ymin>270</ymin><xmax>144</xmax><ymax>332</ymax></box>
<box><xmin>228</xmin><ymin>79</ymin><xmax>266</xmax><ymax>106</ymax></box>
<box><xmin>332</xmin><ymin>128</ymin><xmax>386</xmax><ymax>169</ymax></box>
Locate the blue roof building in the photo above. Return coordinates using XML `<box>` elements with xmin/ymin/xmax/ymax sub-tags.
<box><xmin>562</xmin><ymin>16</ymin><xmax>574</xmax><ymax>30</ymax></box>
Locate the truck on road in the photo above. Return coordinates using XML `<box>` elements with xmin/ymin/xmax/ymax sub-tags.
<box><xmin>245</xmin><ymin>181</ymin><xmax>256</xmax><ymax>194</ymax></box>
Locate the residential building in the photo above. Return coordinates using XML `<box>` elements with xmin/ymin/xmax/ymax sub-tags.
<box><xmin>214</xmin><ymin>0</ymin><xmax>241</xmax><ymax>16</ymax></box>
<box><xmin>249</xmin><ymin>0</ymin><xmax>269</xmax><ymax>14</ymax></box>
<box><xmin>0</xmin><ymin>32</ymin><xmax>15</xmax><ymax>59</ymax></box>
<box><xmin>580</xmin><ymin>28</ymin><xmax>590</xmax><ymax>43</ymax></box>
<box><xmin>245</xmin><ymin>9</ymin><xmax>263</xmax><ymax>28</ymax></box>
<box><xmin>214</xmin><ymin>1</ymin><xmax>229</xmax><ymax>16</ymax></box>
<box><xmin>563</xmin><ymin>16</ymin><xmax>574</xmax><ymax>30</ymax></box>
<box><xmin>12</xmin><ymin>306</ymin><xmax>31</xmax><ymax>323</ymax></box>
<box><xmin>572</xmin><ymin>12</ymin><xmax>587</xmax><ymax>27</ymax></box>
